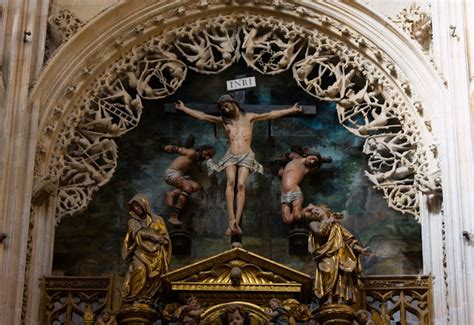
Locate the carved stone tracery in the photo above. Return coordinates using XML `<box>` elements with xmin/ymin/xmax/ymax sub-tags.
<box><xmin>33</xmin><ymin>4</ymin><xmax>441</xmax><ymax>222</ymax></box>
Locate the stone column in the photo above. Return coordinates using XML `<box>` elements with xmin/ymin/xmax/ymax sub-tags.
<box><xmin>431</xmin><ymin>1</ymin><xmax>474</xmax><ymax>324</ymax></box>
<box><xmin>0</xmin><ymin>0</ymin><xmax>49</xmax><ymax>324</ymax></box>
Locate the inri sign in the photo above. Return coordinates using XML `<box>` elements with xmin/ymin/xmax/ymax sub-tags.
<box><xmin>226</xmin><ymin>76</ymin><xmax>256</xmax><ymax>91</ymax></box>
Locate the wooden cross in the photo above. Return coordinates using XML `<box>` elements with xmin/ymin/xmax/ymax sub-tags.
<box><xmin>164</xmin><ymin>102</ymin><xmax>316</xmax><ymax>138</ymax></box>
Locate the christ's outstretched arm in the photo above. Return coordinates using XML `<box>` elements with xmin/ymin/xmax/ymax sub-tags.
<box><xmin>248</xmin><ymin>103</ymin><xmax>302</xmax><ymax>122</ymax></box>
<box><xmin>175</xmin><ymin>100</ymin><xmax>222</xmax><ymax>124</ymax></box>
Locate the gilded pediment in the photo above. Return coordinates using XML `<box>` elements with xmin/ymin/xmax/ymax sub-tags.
<box><xmin>162</xmin><ymin>248</ymin><xmax>312</xmax><ymax>304</ymax></box>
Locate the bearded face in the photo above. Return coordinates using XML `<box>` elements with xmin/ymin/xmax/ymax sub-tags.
<box><xmin>218</xmin><ymin>101</ymin><xmax>239</xmax><ymax>119</ymax></box>
<box><xmin>201</xmin><ymin>148</ymin><xmax>215</xmax><ymax>161</ymax></box>
<box><xmin>304</xmin><ymin>204</ymin><xmax>331</xmax><ymax>221</ymax></box>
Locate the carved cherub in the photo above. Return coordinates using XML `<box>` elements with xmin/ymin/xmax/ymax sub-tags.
<box><xmin>364</xmin><ymin>161</ymin><xmax>415</xmax><ymax>185</ymax></box>
<box><xmin>205</xmin><ymin>29</ymin><xmax>235</xmax><ymax>64</ymax></box>
<box><xmin>222</xmin><ymin>305</ymin><xmax>247</xmax><ymax>325</ymax></box>
<box><xmin>95</xmin><ymin>309</ymin><xmax>115</xmax><ymax>325</ymax></box>
<box><xmin>358</xmin><ymin>109</ymin><xmax>389</xmax><ymax>136</ymax></box>
<box><xmin>353</xmin><ymin>309</ymin><xmax>374</xmax><ymax>325</ymax></box>
<box><xmin>265</xmin><ymin>298</ymin><xmax>290</xmax><ymax>325</ymax></box>
<box><xmin>177</xmin><ymin>297</ymin><xmax>204</xmax><ymax>325</ymax></box>
<box><xmin>242</xmin><ymin>28</ymin><xmax>273</xmax><ymax>65</ymax></box>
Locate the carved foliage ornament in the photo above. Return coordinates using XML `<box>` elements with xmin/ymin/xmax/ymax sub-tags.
<box><xmin>182</xmin><ymin>259</ymin><xmax>291</xmax><ymax>285</ymax></box>
<box><xmin>46</xmin><ymin>6</ymin><xmax>85</xmax><ymax>60</ymax></box>
<box><xmin>391</xmin><ymin>3</ymin><xmax>433</xmax><ymax>53</ymax></box>
<box><xmin>35</xmin><ymin>13</ymin><xmax>440</xmax><ymax>222</ymax></box>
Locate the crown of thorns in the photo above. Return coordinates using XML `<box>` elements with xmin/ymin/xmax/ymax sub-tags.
<box><xmin>217</xmin><ymin>94</ymin><xmax>240</xmax><ymax>105</ymax></box>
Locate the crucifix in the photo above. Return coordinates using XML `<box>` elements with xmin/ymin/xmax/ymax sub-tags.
<box><xmin>164</xmin><ymin>77</ymin><xmax>316</xmax><ymax>242</ymax></box>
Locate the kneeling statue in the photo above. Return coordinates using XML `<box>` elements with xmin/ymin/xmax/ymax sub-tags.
<box><xmin>304</xmin><ymin>204</ymin><xmax>371</xmax><ymax>305</ymax></box>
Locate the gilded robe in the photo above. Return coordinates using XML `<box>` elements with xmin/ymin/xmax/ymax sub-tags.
<box><xmin>308</xmin><ymin>220</ymin><xmax>362</xmax><ymax>304</ymax></box>
<box><xmin>122</xmin><ymin>194</ymin><xmax>172</xmax><ymax>303</ymax></box>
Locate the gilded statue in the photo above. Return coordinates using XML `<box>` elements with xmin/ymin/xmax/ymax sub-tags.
<box><xmin>121</xmin><ymin>194</ymin><xmax>172</xmax><ymax>305</ymax></box>
<box><xmin>304</xmin><ymin>204</ymin><xmax>371</xmax><ymax>305</ymax></box>
<box><xmin>279</xmin><ymin>146</ymin><xmax>331</xmax><ymax>224</ymax></box>
<box><xmin>222</xmin><ymin>305</ymin><xmax>247</xmax><ymax>325</ymax></box>
<box><xmin>176</xmin><ymin>297</ymin><xmax>205</xmax><ymax>325</ymax></box>
<box><xmin>163</xmin><ymin>138</ymin><xmax>216</xmax><ymax>225</ymax></box>
<box><xmin>265</xmin><ymin>298</ymin><xmax>290</xmax><ymax>324</ymax></box>
<box><xmin>175</xmin><ymin>95</ymin><xmax>302</xmax><ymax>235</ymax></box>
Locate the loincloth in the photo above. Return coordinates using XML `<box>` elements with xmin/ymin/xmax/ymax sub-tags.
<box><xmin>206</xmin><ymin>150</ymin><xmax>264</xmax><ymax>175</ymax></box>
<box><xmin>164</xmin><ymin>168</ymin><xmax>189</xmax><ymax>186</ymax></box>
<box><xmin>281</xmin><ymin>189</ymin><xmax>303</xmax><ymax>204</ymax></box>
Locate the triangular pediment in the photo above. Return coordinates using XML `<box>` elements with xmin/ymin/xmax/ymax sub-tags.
<box><xmin>162</xmin><ymin>248</ymin><xmax>312</xmax><ymax>304</ymax></box>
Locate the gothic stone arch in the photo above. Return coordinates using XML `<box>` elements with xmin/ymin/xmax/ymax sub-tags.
<box><xmin>24</xmin><ymin>0</ymin><xmax>445</xmax><ymax>323</ymax></box>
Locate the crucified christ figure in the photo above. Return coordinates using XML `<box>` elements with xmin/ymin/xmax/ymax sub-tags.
<box><xmin>175</xmin><ymin>95</ymin><xmax>302</xmax><ymax>235</ymax></box>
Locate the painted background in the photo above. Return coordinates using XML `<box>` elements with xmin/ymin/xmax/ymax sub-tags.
<box><xmin>53</xmin><ymin>63</ymin><xmax>422</xmax><ymax>277</ymax></box>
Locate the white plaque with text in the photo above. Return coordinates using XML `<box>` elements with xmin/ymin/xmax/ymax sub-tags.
<box><xmin>226</xmin><ymin>76</ymin><xmax>256</xmax><ymax>91</ymax></box>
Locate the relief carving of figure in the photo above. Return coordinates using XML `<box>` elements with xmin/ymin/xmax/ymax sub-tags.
<box><xmin>353</xmin><ymin>309</ymin><xmax>375</xmax><ymax>325</ymax></box>
<box><xmin>163</xmin><ymin>138</ymin><xmax>216</xmax><ymax>225</ymax></box>
<box><xmin>175</xmin><ymin>95</ymin><xmax>302</xmax><ymax>236</ymax></box>
<box><xmin>279</xmin><ymin>146</ymin><xmax>332</xmax><ymax>224</ymax></box>
<box><xmin>265</xmin><ymin>298</ymin><xmax>290</xmax><ymax>324</ymax></box>
<box><xmin>122</xmin><ymin>194</ymin><xmax>172</xmax><ymax>305</ymax></box>
<box><xmin>222</xmin><ymin>305</ymin><xmax>248</xmax><ymax>325</ymax></box>
<box><xmin>95</xmin><ymin>309</ymin><xmax>116</xmax><ymax>325</ymax></box>
<box><xmin>176</xmin><ymin>296</ymin><xmax>205</xmax><ymax>325</ymax></box>
<box><xmin>304</xmin><ymin>204</ymin><xmax>371</xmax><ymax>305</ymax></box>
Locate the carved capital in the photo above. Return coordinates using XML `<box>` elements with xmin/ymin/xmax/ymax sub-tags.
<box><xmin>32</xmin><ymin>174</ymin><xmax>59</xmax><ymax>206</ymax></box>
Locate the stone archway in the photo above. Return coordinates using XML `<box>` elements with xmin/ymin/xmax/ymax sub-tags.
<box><xmin>23</xmin><ymin>1</ymin><xmax>446</xmax><ymax>323</ymax></box>
<box><xmin>33</xmin><ymin>9</ymin><xmax>440</xmax><ymax>222</ymax></box>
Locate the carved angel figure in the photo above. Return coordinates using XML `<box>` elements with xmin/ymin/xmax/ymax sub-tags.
<box><xmin>222</xmin><ymin>305</ymin><xmax>247</xmax><ymax>325</ymax></box>
<box><xmin>176</xmin><ymin>297</ymin><xmax>204</xmax><ymax>325</ymax></box>
<box><xmin>265</xmin><ymin>298</ymin><xmax>290</xmax><ymax>324</ymax></box>
<box><xmin>121</xmin><ymin>194</ymin><xmax>172</xmax><ymax>304</ymax></box>
<box><xmin>305</xmin><ymin>204</ymin><xmax>370</xmax><ymax>305</ymax></box>
<box><xmin>95</xmin><ymin>309</ymin><xmax>116</xmax><ymax>325</ymax></box>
